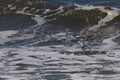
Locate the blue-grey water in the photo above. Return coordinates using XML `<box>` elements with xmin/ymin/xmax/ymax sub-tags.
<box><xmin>47</xmin><ymin>0</ymin><xmax>120</xmax><ymax>8</ymax></box>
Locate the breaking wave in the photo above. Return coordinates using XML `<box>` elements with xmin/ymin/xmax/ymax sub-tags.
<box><xmin>0</xmin><ymin>1</ymin><xmax>120</xmax><ymax>80</ymax></box>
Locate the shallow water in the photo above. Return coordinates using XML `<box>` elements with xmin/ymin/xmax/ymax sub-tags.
<box><xmin>0</xmin><ymin>45</ymin><xmax>120</xmax><ymax>80</ymax></box>
<box><xmin>0</xmin><ymin>30</ymin><xmax>119</xmax><ymax>80</ymax></box>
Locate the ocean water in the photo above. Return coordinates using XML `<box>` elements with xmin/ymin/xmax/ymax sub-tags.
<box><xmin>0</xmin><ymin>0</ymin><xmax>120</xmax><ymax>80</ymax></box>
<box><xmin>47</xmin><ymin>0</ymin><xmax>120</xmax><ymax>8</ymax></box>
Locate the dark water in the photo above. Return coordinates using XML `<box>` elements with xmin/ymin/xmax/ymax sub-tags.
<box><xmin>47</xmin><ymin>0</ymin><xmax>120</xmax><ymax>8</ymax></box>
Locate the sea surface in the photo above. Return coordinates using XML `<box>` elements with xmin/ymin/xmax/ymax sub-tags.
<box><xmin>47</xmin><ymin>0</ymin><xmax>120</xmax><ymax>8</ymax></box>
<box><xmin>0</xmin><ymin>0</ymin><xmax>120</xmax><ymax>80</ymax></box>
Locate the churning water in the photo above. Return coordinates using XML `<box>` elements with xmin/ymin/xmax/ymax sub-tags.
<box><xmin>0</xmin><ymin>0</ymin><xmax>120</xmax><ymax>80</ymax></box>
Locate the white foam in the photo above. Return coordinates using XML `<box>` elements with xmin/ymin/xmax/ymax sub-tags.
<box><xmin>0</xmin><ymin>44</ymin><xmax>119</xmax><ymax>80</ymax></box>
<box><xmin>0</xmin><ymin>30</ymin><xmax>18</xmax><ymax>45</ymax></box>
<box><xmin>74</xmin><ymin>4</ymin><xmax>97</xmax><ymax>10</ymax></box>
<box><xmin>89</xmin><ymin>7</ymin><xmax>119</xmax><ymax>30</ymax></box>
<box><xmin>43</xmin><ymin>6</ymin><xmax>64</xmax><ymax>20</ymax></box>
<box><xmin>101</xmin><ymin>36</ymin><xmax>120</xmax><ymax>50</ymax></box>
